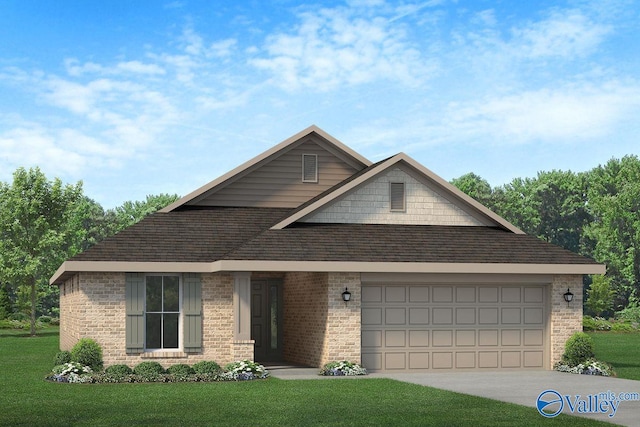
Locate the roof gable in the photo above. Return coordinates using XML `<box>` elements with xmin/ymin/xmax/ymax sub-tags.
<box><xmin>271</xmin><ymin>153</ymin><xmax>524</xmax><ymax>233</ymax></box>
<box><xmin>161</xmin><ymin>125</ymin><xmax>371</xmax><ymax>211</ymax></box>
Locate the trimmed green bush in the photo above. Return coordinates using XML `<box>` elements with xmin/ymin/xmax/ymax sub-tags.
<box><xmin>192</xmin><ymin>360</ymin><xmax>221</xmax><ymax>375</ymax></box>
<box><xmin>54</xmin><ymin>351</ymin><xmax>72</xmax><ymax>366</ymax></box>
<box><xmin>71</xmin><ymin>338</ymin><xmax>103</xmax><ymax>371</ymax></box>
<box><xmin>167</xmin><ymin>364</ymin><xmax>195</xmax><ymax>378</ymax></box>
<box><xmin>611</xmin><ymin>322</ymin><xmax>636</xmax><ymax>332</ymax></box>
<box><xmin>38</xmin><ymin>315</ymin><xmax>52</xmax><ymax>323</ymax></box>
<box><xmin>583</xmin><ymin>315</ymin><xmax>611</xmax><ymax>331</ymax></box>
<box><xmin>105</xmin><ymin>364</ymin><xmax>133</xmax><ymax>379</ymax></box>
<box><xmin>562</xmin><ymin>332</ymin><xmax>595</xmax><ymax>365</ymax></box>
<box><xmin>133</xmin><ymin>361</ymin><xmax>165</xmax><ymax>380</ymax></box>
<box><xmin>616</xmin><ymin>305</ymin><xmax>640</xmax><ymax>324</ymax></box>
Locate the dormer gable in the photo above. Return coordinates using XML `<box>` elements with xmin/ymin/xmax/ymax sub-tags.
<box><xmin>271</xmin><ymin>153</ymin><xmax>523</xmax><ymax>233</ymax></box>
<box><xmin>161</xmin><ymin>125</ymin><xmax>371</xmax><ymax>211</ymax></box>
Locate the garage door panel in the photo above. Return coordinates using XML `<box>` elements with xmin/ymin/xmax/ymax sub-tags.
<box><xmin>456</xmin><ymin>307</ymin><xmax>475</xmax><ymax>324</ymax></box>
<box><xmin>362</xmin><ymin>284</ymin><xmax>546</xmax><ymax>372</ymax></box>
<box><xmin>432</xmin><ymin>352</ymin><xmax>453</xmax><ymax>369</ymax></box>
<box><xmin>385</xmin><ymin>353</ymin><xmax>406</xmax><ymax>370</ymax></box>
<box><xmin>385</xmin><ymin>286</ymin><xmax>406</xmax><ymax>303</ymax></box>
<box><xmin>409</xmin><ymin>330</ymin><xmax>429</xmax><ymax>347</ymax></box>
<box><xmin>362</xmin><ymin>307</ymin><xmax>382</xmax><ymax>325</ymax></box>
<box><xmin>501</xmin><ymin>329</ymin><xmax>521</xmax><ymax>346</ymax></box>
<box><xmin>524</xmin><ymin>329</ymin><xmax>544</xmax><ymax>346</ymax></box>
<box><xmin>385</xmin><ymin>307</ymin><xmax>406</xmax><ymax>324</ymax></box>
<box><xmin>432</xmin><ymin>307</ymin><xmax>453</xmax><ymax>324</ymax></box>
<box><xmin>362</xmin><ymin>330</ymin><xmax>382</xmax><ymax>348</ymax></box>
<box><xmin>456</xmin><ymin>330</ymin><xmax>476</xmax><ymax>346</ymax></box>
<box><xmin>432</xmin><ymin>330</ymin><xmax>453</xmax><ymax>347</ymax></box>
<box><xmin>479</xmin><ymin>307</ymin><xmax>499</xmax><ymax>324</ymax></box>
<box><xmin>385</xmin><ymin>330</ymin><xmax>406</xmax><ymax>347</ymax></box>
<box><xmin>409</xmin><ymin>307</ymin><xmax>429</xmax><ymax>324</ymax></box>
<box><xmin>409</xmin><ymin>286</ymin><xmax>429</xmax><ymax>302</ymax></box>
<box><xmin>501</xmin><ymin>307</ymin><xmax>521</xmax><ymax>324</ymax></box>
<box><xmin>409</xmin><ymin>352</ymin><xmax>429</xmax><ymax>369</ymax></box>
<box><xmin>524</xmin><ymin>307</ymin><xmax>543</xmax><ymax>324</ymax></box>
<box><xmin>456</xmin><ymin>352</ymin><xmax>476</xmax><ymax>368</ymax></box>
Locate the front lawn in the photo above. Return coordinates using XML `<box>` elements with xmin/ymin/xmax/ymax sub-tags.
<box><xmin>588</xmin><ymin>331</ymin><xmax>640</xmax><ymax>380</ymax></box>
<box><xmin>0</xmin><ymin>327</ymin><xmax>611</xmax><ymax>426</ymax></box>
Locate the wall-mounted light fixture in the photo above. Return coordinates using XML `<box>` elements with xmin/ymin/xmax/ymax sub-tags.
<box><xmin>563</xmin><ymin>288</ymin><xmax>574</xmax><ymax>307</ymax></box>
<box><xmin>342</xmin><ymin>287</ymin><xmax>351</xmax><ymax>303</ymax></box>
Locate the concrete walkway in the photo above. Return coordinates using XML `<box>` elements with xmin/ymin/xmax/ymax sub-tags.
<box><xmin>268</xmin><ymin>367</ymin><xmax>640</xmax><ymax>426</ymax></box>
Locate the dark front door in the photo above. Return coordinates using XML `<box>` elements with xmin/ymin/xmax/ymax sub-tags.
<box><xmin>251</xmin><ymin>280</ymin><xmax>283</xmax><ymax>362</ymax></box>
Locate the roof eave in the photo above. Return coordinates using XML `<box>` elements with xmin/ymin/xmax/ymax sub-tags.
<box><xmin>50</xmin><ymin>259</ymin><xmax>605</xmax><ymax>285</ymax></box>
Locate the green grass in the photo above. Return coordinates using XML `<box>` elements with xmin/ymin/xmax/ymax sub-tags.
<box><xmin>0</xmin><ymin>328</ymin><xmax>612</xmax><ymax>427</ymax></box>
<box><xmin>589</xmin><ymin>331</ymin><xmax>640</xmax><ymax>380</ymax></box>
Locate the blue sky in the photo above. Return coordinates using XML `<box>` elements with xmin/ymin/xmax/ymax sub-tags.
<box><xmin>1</xmin><ymin>0</ymin><xmax>639</xmax><ymax>208</ymax></box>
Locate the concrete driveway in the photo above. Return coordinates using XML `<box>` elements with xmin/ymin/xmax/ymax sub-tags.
<box><xmin>269</xmin><ymin>367</ymin><xmax>640</xmax><ymax>426</ymax></box>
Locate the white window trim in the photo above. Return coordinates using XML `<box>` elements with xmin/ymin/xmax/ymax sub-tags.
<box><xmin>144</xmin><ymin>273</ymin><xmax>183</xmax><ymax>353</ymax></box>
<box><xmin>390</xmin><ymin>182</ymin><xmax>406</xmax><ymax>212</ymax></box>
<box><xmin>302</xmin><ymin>154</ymin><xmax>318</xmax><ymax>183</ymax></box>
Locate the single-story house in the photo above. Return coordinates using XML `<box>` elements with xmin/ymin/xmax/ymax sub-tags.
<box><xmin>51</xmin><ymin>125</ymin><xmax>605</xmax><ymax>372</ymax></box>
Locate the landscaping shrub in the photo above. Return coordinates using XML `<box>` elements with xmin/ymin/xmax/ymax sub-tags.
<box><xmin>319</xmin><ymin>360</ymin><xmax>368</xmax><ymax>376</ymax></box>
<box><xmin>611</xmin><ymin>322</ymin><xmax>636</xmax><ymax>332</ymax></box>
<box><xmin>38</xmin><ymin>315</ymin><xmax>52</xmax><ymax>323</ymax></box>
<box><xmin>562</xmin><ymin>332</ymin><xmax>595</xmax><ymax>366</ymax></box>
<box><xmin>54</xmin><ymin>351</ymin><xmax>72</xmax><ymax>366</ymax></box>
<box><xmin>221</xmin><ymin>360</ymin><xmax>269</xmax><ymax>380</ymax></box>
<box><xmin>105</xmin><ymin>364</ymin><xmax>133</xmax><ymax>376</ymax></box>
<box><xmin>616</xmin><ymin>305</ymin><xmax>640</xmax><ymax>324</ymax></box>
<box><xmin>192</xmin><ymin>360</ymin><xmax>221</xmax><ymax>375</ymax></box>
<box><xmin>71</xmin><ymin>338</ymin><xmax>103</xmax><ymax>371</ymax></box>
<box><xmin>133</xmin><ymin>361</ymin><xmax>165</xmax><ymax>380</ymax></box>
<box><xmin>50</xmin><ymin>318</ymin><xmax>60</xmax><ymax>326</ymax></box>
<box><xmin>583</xmin><ymin>315</ymin><xmax>612</xmax><ymax>331</ymax></box>
<box><xmin>49</xmin><ymin>362</ymin><xmax>94</xmax><ymax>383</ymax></box>
<box><xmin>167</xmin><ymin>364</ymin><xmax>195</xmax><ymax>379</ymax></box>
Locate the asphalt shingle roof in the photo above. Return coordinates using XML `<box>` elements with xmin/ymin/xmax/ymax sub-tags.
<box><xmin>71</xmin><ymin>207</ymin><xmax>599</xmax><ymax>266</ymax></box>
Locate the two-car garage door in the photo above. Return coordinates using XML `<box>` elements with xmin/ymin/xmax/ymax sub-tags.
<box><xmin>361</xmin><ymin>284</ymin><xmax>547</xmax><ymax>372</ymax></box>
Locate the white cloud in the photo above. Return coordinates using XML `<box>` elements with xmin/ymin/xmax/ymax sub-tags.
<box><xmin>250</xmin><ymin>6</ymin><xmax>429</xmax><ymax>91</ymax></box>
<box><xmin>512</xmin><ymin>10</ymin><xmax>611</xmax><ymax>59</ymax></box>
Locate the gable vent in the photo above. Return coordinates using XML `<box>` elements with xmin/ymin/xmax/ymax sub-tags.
<box><xmin>302</xmin><ymin>154</ymin><xmax>318</xmax><ymax>183</ymax></box>
<box><xmin>390</xmin><ymin>182</ymin><xmax>406</xmax><ymax>211</ymax></box>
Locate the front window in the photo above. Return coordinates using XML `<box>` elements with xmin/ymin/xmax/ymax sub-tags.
<box><xmin>145</xmin><ymin>275</ymin><xmax>180</xmax><ymax>350</ymax></box>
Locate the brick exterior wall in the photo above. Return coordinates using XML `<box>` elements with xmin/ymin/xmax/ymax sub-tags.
<box><xmin>283</xmin><ymin>272</ymin><xmax>362</xmax><ymax>367</ymax></box>
<box><xmin>58</xmin><ymin>272</ymin><xmax>241</xmax><ymax>368</ymax></box>
<box><xmin>304</xmin><ymin>166</ymin><xmax>486</xmax><ymax>226</ymax></box>
<box><xmin>550</xmin><ymin>274</ymin><xmax>583</xmax><ymax>366</ymax></box>
<box><xmin>323</xmin><ymin>272</ymin><xmax>361</xmax><ymax>365</ymax></box>
<box><xmin>283</xmin><ymin>272</ymin><xmax>328</xmax><ymax>367</ymax></box>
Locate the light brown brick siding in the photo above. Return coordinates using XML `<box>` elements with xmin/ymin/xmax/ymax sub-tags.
<box><xmin>283</xmin><ymin>272</ymin><xmax>361</xmax><ymax>367</ymax></box>
<box><xmin>58</xmin><ymin>272</ymin><xmax>241</xmax><ymax>368</ymax></box>
<box><xmin>550</xmin><ymin>274</ymin><xmax>583</xmax><ymax>366</ymax></box>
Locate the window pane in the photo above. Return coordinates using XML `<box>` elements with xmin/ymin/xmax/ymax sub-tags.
<box><xmin>270</xmin><ymin>285</ymin><xmax>278</xmax><ymax>350</ymax></box>
<box><xmin>146</xmin><ymin>277</ymin><xmax>163</xmax><ymax>312</ymax></box>
<box><xmin>163</xmin><ymin>313</ymin><xmax>179</xmax><ymax>348</ymax></box>
<box><xmin>145</xmin><ymin>313</ymin><xmax>162</xmax><ymax>349</ymax></box>
<box><xmin>164</xmin><ymin>277</ymin><xmax>180</xmax><ymax>312</ymax></box>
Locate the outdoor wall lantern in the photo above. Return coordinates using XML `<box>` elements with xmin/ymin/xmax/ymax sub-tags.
<box><xmin>563</xmin><ymin>288</ymin><xmax>574</xmax><ymax>307</ymax></box>
<box><xmin>342</xmin><ymin>287</ymin><xmax>352</xmax><ymax>303</ymax></box>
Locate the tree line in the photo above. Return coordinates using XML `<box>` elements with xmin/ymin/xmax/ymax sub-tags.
<box><xmin>0</xmin><ymin>167</ymin><xmax>178</xmax><ymax>335</ymax></box>
<box><xmin>451</xmin><ymin>155</ymin><xmax>640</xmax><ymax>316</ymax></box>
<box><xmin>2</xmin><ymin>156</ymin><xmax>639</xmax><ymax>334</ymax></box>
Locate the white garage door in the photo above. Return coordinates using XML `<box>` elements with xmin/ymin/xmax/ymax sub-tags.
<box><xmin>361</xmin><ymin>284</ymin><xmax>547</xmax><ymax>372</ymax></box>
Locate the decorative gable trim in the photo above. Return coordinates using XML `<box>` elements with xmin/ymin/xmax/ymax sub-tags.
<box><xmin>160</xmin><ymin>125</ymin><xmax>371</xmax><ymax>212</ymax></box>
<box><xmin>302</xmin><ymin>154</ymin><xmax>318</xmax><ymax>183</ymax></box>
<box><xmin>270</xmin><ymin>153</ymin><xmax>524</xmax><ymax>234</ymax></box>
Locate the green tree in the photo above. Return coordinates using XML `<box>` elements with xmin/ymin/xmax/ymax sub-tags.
<box><xmin>0</xmin><ymin>282</ymin><xmax>12</xmax><ymax>319</ymax></box>
<box><xmin>585</xmin><ymin>275</ymin><xmax>615</xmax><ymax>317</ymax></box>
<box><xmin>451</xmin><ymin>173</ymin><xmax>493</xmax><ymax>206</ymax></box>
<box><xmin>585</xmin><ymin>156</ymin><xmax>640</xmax><ymax>306</ymax></box>
<box><xmin>0</xmin><ymin>167</ymin><xmax>84</xmax><ymax>335</ymax></box>
<box><xmin>109</xmin><ymin>193</ymin><xmax>179</xmax><ymax>231</ymax></box>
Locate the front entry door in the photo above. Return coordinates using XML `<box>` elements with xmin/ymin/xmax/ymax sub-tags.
<box><xmin>251</xmin><ymin>280</ymin><xmax>283</xmax><ymax>362</ymax></box>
